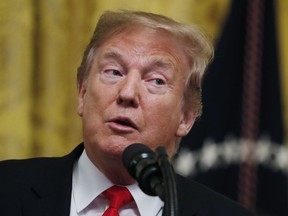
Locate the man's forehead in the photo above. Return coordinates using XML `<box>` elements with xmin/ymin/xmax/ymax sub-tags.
<box><xmin>95</xmin><ymin>28</ymin><xmax>190</xmax><ymax>72</ymax></box>
<box><xmin>101</xmin><ymin>48</ymin><xmax>175</xmax><ymax>66</ymax></box>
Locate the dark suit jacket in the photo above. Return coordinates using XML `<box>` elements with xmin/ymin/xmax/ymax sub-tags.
<box><xmin>0</xmin><ymin>144</ymin><xmax>255</xmax><ymax>216</ymax></box>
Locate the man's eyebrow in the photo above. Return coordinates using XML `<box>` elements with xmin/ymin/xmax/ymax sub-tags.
<box><xmin>148</xmin><ymin>57</ymin><xmax>175</xmax><ymax>72</ymax></box>
<box><xmin>101</xmin><ymin>50</ymin><xmax>175</xmax><ymax>71</ymax></box>
<box><xmin>97</xmin><ymin>50</ymin><xmax>126</xmax><ymax>69</ymax></box>
<box><xmin>152</xmin><ymin>59</ymin><xmax>173</xmax><ymax>69</ymax></box>
<box><xmin>102</xmin><ymin>50</ymin><xmax>123</xmax><ymax>61</ymax></box>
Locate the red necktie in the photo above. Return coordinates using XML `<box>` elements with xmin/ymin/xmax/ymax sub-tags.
<box><xmin>102</xmin><ymin>185</ymin><xmax>133</xmax><ymax>216</ymax></box>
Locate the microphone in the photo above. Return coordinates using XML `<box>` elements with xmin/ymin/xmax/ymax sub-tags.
<box><xmin>122</xmin><ymin>143</ymin><xmax>178</xmax><ymax>216</ymax></box>
<box><xmin>122</xmin><ymin>143</ymin><xmax>164</xmax><ymax>199</ymax></box>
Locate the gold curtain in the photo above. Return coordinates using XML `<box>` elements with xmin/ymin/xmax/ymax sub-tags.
<box><xmin>1</xmin><ymin>0</ymin><xmax>259</xmax><ymax>159</ymax></box>
<box><xmin>276</xmin><ymin>0</ymin><xmax>288</xmax><ymax>144</ymax></box>
<box><xmin>0</xmin><ymin>0</ymin><xmax>34</xmax><ymax>158</ymax></box>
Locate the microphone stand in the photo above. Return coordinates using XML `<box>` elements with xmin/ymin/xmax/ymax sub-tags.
<box><xmin>156</xmin><ymin>147</ymin><xmax>178</xmax><ymax>216</ymax></box>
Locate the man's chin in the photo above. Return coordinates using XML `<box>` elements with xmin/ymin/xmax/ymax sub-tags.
<box><xmin>104</xmin><ymin>165</ymin><xmax>136</xmax><ymax>185</ymax></box>
<box><xmin>103</xmin><ymin>136</ymin><xmax>140</xmax><ymax>155</ymax></box>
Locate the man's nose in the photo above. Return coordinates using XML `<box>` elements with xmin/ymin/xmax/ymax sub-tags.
<box><xmin>117</xmin><ymin>73</ymin><xmax>140</xmax><ymax>108</ymax></box>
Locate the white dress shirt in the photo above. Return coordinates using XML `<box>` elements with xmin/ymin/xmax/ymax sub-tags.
<box><xmin>69</xmin><ymin>149</ymin><xmax>163</xmax><ymax>216</ymax></box>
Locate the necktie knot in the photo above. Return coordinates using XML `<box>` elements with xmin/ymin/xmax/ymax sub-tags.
<box><xmin>102</xmin><ymin>185</ymin><xmax>133</xmax><ymax>216</ymax></box>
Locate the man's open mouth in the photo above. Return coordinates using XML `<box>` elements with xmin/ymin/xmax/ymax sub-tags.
<box><xmin>111</xmin><ymin>117</ymin><xmax>138</xmax><ymax>130</ymax></box>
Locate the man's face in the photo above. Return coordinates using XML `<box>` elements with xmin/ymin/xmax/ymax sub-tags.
<box><xmin>77</xmin><ymin>28</ymin><xmax>196</xmax><ymax>182</ymax></box>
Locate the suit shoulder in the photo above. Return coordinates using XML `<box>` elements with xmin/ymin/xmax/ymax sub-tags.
<box><xmin>176</xmin><ymin>174</ymin><xmax>256</xmax><ymax>216</ymax></box>
<box><xmin>0</xmin><ymin>157</ymin><xmax>61</xmax><ymax>182</ymax></box>
<box><xmin>0</xmin><ymin>144</ymin><xmax>84</xmax><ymax>178</ymax></box>
<box><xmin>0</xmin><ymin>144</ymin><xmax>83</xmax><ymax>182</ymax></box>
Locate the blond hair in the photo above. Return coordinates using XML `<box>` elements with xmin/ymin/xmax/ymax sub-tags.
<box><xmin>77</xmin><ymin>10</ymin><xmax>213</xmax><ymax>117</ymax></box>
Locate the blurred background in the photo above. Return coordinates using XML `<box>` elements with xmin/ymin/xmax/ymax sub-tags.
<box><xmin>0</xmin><ymin>0</ymin><xmax>287</xmax><ymax>215</ymax></box>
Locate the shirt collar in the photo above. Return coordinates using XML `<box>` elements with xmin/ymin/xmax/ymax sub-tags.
<box><xmin>127</xmin><ymin>184</ymin><xmax>164</xmax><ymax>216</ymax></box>
<box><xmin>72</xmin><ymin>149</ymin><xmax>113</xmax><ymax>213</ymax></box>
<box><xmin>72</xmin><ymin>149</ymin><xmax>163</xmax><ymax>215</ymax></box>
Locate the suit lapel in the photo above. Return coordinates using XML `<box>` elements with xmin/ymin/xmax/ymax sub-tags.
<box><xmin>22</xmin><ymin>144</ymin><xmax>84</xmax><ymax>216</ymax></box>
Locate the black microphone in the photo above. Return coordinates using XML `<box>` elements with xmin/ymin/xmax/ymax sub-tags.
<box><xmin>122</xmin><ymin>143</ymin><xmax>164</xmax><ymax>199</ymax></box>
<box><xmin>123</xmin><ymin>143</ymin><xmax>178</xmax><ymax>216</ymax></box>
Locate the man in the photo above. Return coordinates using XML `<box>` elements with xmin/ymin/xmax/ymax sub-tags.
<box><xmin>0</xmin><ymin>10</ymin><xmax>255</xmax><ymax>216</ymax></box>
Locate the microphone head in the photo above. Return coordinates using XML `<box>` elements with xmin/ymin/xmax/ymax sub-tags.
<box><xmin>122</xmin><ymin>143</ymin><xmax>164</xmax><ymax>197</ymax></box>
<box><xmin>122</xmin><ymin>143</ymin><xmax>156</xmax><ymax>178</ymax></box>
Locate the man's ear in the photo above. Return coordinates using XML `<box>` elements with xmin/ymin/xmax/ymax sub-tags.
<box><xmin>77</xmin><ymin>82</ymin><xmax>87</xmax><ymax>117</ymax></box>
<box><xmin>176</xmin><ymin>109</ymin><xmax>196</xmax><ymax>137</ymax></box>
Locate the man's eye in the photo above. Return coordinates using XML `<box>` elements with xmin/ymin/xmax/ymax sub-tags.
<box><xmin>154</xmin><ymin>78</ymin><xmax>165</xmax><ymax>85</ymax></box>
<box><xmin>111</xmin><ymin>70</ymin><xmax>122</xmax><ymax>76</ymax></box>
